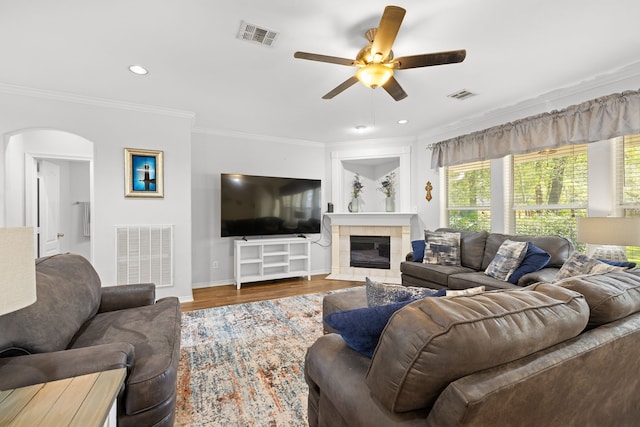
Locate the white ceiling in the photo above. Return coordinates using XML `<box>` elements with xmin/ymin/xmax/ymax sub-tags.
<box><xmin>1</xmin><ymin>0</ymin><xmax>639</xmax><ymax>143</ymax></box>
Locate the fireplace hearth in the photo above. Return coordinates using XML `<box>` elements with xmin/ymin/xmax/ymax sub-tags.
<box><xmin>350</xmin><ymin>235</ymin><xmax>391</xmax><ymax>269</ymax></box>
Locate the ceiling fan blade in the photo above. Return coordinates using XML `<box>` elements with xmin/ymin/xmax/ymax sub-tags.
<box><xmin>322</xmin><ymin>76</ymin><xmax>359</xmax><ymax>99</ymax></box>
<box><xmin>392</xmin><ymin>49</ymin><xmax>467</xmax><ymax>70</ymax></box>
<box><xmin>382</xmin><ymin>76</ymin><xmax>408</xmax><ymax>101</ymax></box>
<box><xmin>371</xmin><ymin>6</ymin><xmax>406</xmax><ymax>62</ymax></box>
<box><xmin>294</xmin><ymin>51</ymin><xmax>356</xmax><ymax>67</ymax></box>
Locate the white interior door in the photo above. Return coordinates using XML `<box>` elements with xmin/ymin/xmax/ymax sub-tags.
<box><xmin>38</xmin><ymin>160</ymin><xmax>62</xmax><ymax>256</ymax></box>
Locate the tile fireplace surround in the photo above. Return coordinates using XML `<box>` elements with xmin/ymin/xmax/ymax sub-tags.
<box><xmin>326</xmin><ymin>213</ymin><xmax>415</xmax><ymax>284</ymax></box>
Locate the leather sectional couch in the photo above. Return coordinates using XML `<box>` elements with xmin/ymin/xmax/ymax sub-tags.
<box><xmin>401</xmin><ymin>229</ymin><xmax>574</xmax><ymax>291</ymax></box>
<box><xmin>306</xmin><ymin>270</ymin><xmax>640</xmax><ymax>426</ymax></box>
<box><xmin>0</xmin><ymin>253</ymin><xmax>181</xmax><ymax>426</ymax></box>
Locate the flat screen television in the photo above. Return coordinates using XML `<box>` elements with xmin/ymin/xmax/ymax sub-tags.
<box><xmin>220</xmin><ymin>173</ymin><xmax>322</xmax><ymax>237</ymax></box>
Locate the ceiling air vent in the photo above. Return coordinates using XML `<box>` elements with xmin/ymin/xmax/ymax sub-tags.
<box><xmin>447</xmin><ymin>89</ymin><xmax>476</xmax><ymax>100</ymax></box>
<box><xmin>237</xmin><ymin>21</ymin><xmax>279</xmax><ymax>47</ymax></box>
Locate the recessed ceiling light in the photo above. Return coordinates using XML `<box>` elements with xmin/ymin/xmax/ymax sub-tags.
<box><xmin>354</xmin><ymin>125</ymin><xmax>368</xmax><ymax>132</ymax></box>
<box><xmin>397</xmin><ymin>119</ymin><xmax>409</xmax><ymax>124</ymax></box>
<box><xmin>128</xmin><ymin>65</ymin><xmax>148</xmax><ymax>75</ymax></box>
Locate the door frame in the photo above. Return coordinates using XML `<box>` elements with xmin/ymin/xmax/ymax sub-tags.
<box><xmin>25</xmin><ymin>152</ymin><xmax>94</xmax><ymax>260</ymax></box>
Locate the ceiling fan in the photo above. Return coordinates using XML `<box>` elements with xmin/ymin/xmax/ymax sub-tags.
<box><xmin>294</xmin><ymin>5</ymin><xmax>466</xmax><ymax>101</ymax></box>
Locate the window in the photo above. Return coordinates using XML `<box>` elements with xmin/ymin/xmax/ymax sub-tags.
<box><xmin>617</xmin><ymin>133</ymin><xmax>640</xmax><ymax>262</ymax></box>
<box><xmin>512</xmin><ymin>145</ymin><xmax>588</xmax><ymax>248</ymax></box>
<box><xmin>445</xmin><ymin>160</ymin><xmax>491</xmax><ymax>231</ymax></box>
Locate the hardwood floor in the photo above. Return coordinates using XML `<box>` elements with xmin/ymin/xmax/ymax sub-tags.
<box><xmin>180</xmin><ymin>274</ymin><xmax>363</xmax><ymax>312</ymax></box>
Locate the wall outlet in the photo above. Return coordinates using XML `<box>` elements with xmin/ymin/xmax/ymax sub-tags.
<box><xmin>212</xmin><ymin>260</ymin><xmax>219</xmax><ymax>269</ymax></box>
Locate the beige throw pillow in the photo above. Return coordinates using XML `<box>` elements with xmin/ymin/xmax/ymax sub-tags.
<box><xmin>446</xmin><ymin>286</ymin><xmax>485</xmax><ymax>297</ymax></box>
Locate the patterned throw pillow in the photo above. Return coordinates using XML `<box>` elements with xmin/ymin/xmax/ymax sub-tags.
<box><xmin>485</xmin><ymin>239</ymin><xmax>528</xmax><ymax>281</ymax></box>
<box><xmin>554</xmin><ymin>252</ymin><xmax>625</xmax><ymax>282</ymax></box>
<box><xmin>423</xmin><ymin>231</ymin><xmax>461</xmax><ymax>266</ymax></box>
<box><xmin>365</xmin><ymin>278</ymin><xmax>444</xmax><ymax>307</ymax></box>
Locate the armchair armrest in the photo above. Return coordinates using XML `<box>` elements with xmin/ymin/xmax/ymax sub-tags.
<box><xmin>99</xmin><ymin>283</ymin><xmax>156</xmax><ymax>312</ymax></box>
<box><xmin>0</xmin><ymin>342</ymin><xmax>134</xmax><ymax>390</ymax></box>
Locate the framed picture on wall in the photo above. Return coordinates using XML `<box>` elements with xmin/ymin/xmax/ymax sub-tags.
<box><xmin>124</xmin><ymin>148</ymin><xmax>164</xmax><ymax>198</ymax></box>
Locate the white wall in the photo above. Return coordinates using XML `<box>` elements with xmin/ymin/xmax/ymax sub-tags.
<box><xmin>0</xmin><ymin>90</ymin><xmax>194</xmax><ymax>302</ymax></box>
<box><xmin>191</xmin><ymin>130</ymin><xmax>330</xmax><ymax>287</ymax></box>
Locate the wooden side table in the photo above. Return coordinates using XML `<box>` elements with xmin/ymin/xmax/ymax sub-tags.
<box><xmin>0</xmin><ymin>368</ymin><xmax>126</xmax><ymax>427</ymax></box>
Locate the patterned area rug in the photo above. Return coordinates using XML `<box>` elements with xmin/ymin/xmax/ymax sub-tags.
<box><xmin>176</xmin><ymin>290</ymin><xmax>349</xmax><ymax>426</ymax></box>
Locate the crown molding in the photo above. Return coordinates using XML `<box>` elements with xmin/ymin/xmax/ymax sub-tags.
<box><xmin>0</xmin><ymin>83</ymin><xmax>196</xmax><ymax>121</ymax></box>
<box><xmin>192</xmin><ymin>126</ymin><xmax>324</xmax><ymax>148</ymax></box>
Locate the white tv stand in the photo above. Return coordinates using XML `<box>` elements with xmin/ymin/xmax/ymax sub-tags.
<box><xmin>234</xmin><ymin>237</ymin><xmax>311</xmax><ymax>289</ymax></box>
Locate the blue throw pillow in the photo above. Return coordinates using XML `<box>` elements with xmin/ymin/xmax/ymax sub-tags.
<box><xmin>508</xmin><ymin>242</ymin><xmax>551</xmax><ymax>284</ymax></box>
<box><xmin>325</xmin><ymin>289</ymin><xmax>447</xmax><ymax>358</ymax></box>
<box><xmin>411</xmin><ymin>239</ymin><xmax>426</xmax><ymax>262</ymax></box>
<box><xmin>324</xmin><ymin>299</ymin><xmax>414</xmax><ymax>358</ymax></box>
<box><xmin>597</xmin><ymin>258</ymin><xmax>636</xmax><ymax>268</ymax></box>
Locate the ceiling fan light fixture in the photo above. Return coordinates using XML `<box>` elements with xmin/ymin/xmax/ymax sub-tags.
<box><xmin>356</xmin><ymin>64</ymin><xmax>393</xmax><ymax>88</ymax></box>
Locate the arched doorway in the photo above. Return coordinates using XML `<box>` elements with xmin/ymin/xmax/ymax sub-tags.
<box><xmin>4</xmin><ymin>129</ymin><xmax>94</xmax><ymax>260</ymax></box>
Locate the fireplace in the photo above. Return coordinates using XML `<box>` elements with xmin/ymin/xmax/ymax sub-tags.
<box><xmin>350</xmin><ymin>235</ymin><xmax>391</xmax><ymax>269</ymax></box>
<box><xmin>326</xmin><ymin>213</ymin><xmax>415</xmax><ymax>284</ymax></box>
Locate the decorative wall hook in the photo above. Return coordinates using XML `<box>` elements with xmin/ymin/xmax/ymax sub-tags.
<box><xmin>425</xmin><ymin>181</ymin><xmax>433</xmax><ymax>202</ymax></box>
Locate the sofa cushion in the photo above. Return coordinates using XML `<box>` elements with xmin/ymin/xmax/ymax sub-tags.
<box><xmin>484</xmin><ymin>239</ymin><xmax>528</xmax><ymax>281</ymax></box>
<box><xmin>0</xmin><ymin>254</ymin><xmax>102</xmax><ymax>354</ymax></box>
<box><xmin>365</xmin><ymin>283</ymin><xmax>589</xmax><ymax>412</ymax></box>
<box><xmin>401</xmin><ymin>261</ymin><xmax>473</xmax><ymax>288</ymax></box>
<box><xmin>555</xmin><ymin>271</ymin><xmax>640</xmax><ymax>326</ymax></box>
<box><xmin>365</xmin><ymin>277</ymin><xmax>443</xmax><ymax>307</ymax></box>
<box><xmin>447</xmin><ymin>271</ymin><xmax>521</xmax><ymax>291</ymax></box>
<box><xmin>423</xmin><ymin>230</ymin><xmax>461</xmax><ymax>266</ymax></box>
<box><xmin>436</xmin><ymin>229</ymin><xmax>489</xmax><ymax>270</ymax></box>
<box><xmin>481</xmin><ymin>233</ymin><xmax>573</xmax><ymax>270</ymax></box>
<box><xmin>508</xmin><ymin>242</ymin><xmax>551</xmax><ymax>284</ymax></box>
<box><xmin>68</xmin><ymin>297</ymin><xmax>181</xmax><ymax>416</ymax></box>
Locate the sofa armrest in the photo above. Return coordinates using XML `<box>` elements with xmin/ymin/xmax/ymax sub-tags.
<box><xmin>0</xmin><ymin>342</ymin><xmax>134</xmax><ymax>390</ymax></box>
<box><xmin>517</xmin><ymin>267</ymin><xmax>560</xmax><ymax>286</ymax></box>
<box><xmin>99</xmin><ymin>283</ymin><xmax>156</xmax><ymax>312</ymax></box>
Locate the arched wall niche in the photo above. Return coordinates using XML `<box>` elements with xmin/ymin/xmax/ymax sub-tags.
<box><xmin>3</xmin><ymin>128</ymin><xmax>94</xmax><ymax>259</ymax></box>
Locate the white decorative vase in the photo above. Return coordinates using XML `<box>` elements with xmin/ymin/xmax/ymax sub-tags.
<box><xmin>385</xmin><ymin>197</ymin><xmax>394</xmax><ymax>212</ymax></box>
<box><xmin>348</xmin><ymin>198</ymin><xmax>359</xmax><ymax>212</ymax></box>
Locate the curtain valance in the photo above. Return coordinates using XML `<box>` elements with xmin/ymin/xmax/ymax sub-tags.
<box><xmin>430</xmin><ymin>89</ymin><xmax>640</xmax><ymax>168</ymax></box>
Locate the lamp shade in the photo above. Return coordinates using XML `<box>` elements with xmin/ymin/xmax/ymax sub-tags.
<box><xmin>576</xmin><ymin>217</ymin><xmax>640</xmax><ymax>246</ymax></box>
<box><xmin>0</xmin><ymin>227</ymin><xmax>37</xmax><ymax>315</ymax></box>
<box><xmin>356</xmin><ymin>64</ymin><xmax>393</xmax><ymax>88</ymax></box>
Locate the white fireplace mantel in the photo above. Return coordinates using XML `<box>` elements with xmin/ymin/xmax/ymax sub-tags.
<box><xmin>326</xmin><ymin>212</ymin><xmax>415</xmax><ymax>226</ymax></box>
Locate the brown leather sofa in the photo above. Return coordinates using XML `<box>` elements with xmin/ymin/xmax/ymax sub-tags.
<box><xmin>0</xmin><ymin>253</ymin><xmax>181</xmax><ymax>426</ymax></box>
<box><xmin>306</xmin><ymin>271</ymin><xmax>640</xmax><ymax>426</ymax></box>
<box><xmin>401</xmin><ymin>229</ymin><xmax>574</xmax><ymax>290</ymax></box>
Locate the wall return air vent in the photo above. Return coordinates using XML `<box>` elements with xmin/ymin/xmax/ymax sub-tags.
<box><xmin>237</xmin><ymin>21</ymin><xmax>279</xmax><ymax>47</ymax></box>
